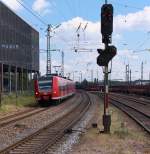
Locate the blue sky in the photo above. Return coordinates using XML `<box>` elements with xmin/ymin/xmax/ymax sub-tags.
<box><xmin>1</xmin><ymin>0</ymin><xmax>150</xmax><ymax>81</ymax></box>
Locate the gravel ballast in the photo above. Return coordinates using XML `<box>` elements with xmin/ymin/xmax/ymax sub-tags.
<box><xmin>0</xmin><ymin>94</ymin><xmax>79</xmax><ymax>151</ymax></box>
<box><xmin>70</xmin><ymin>93</ymin><xmax>150</xmax><ymax>154</ymax></box>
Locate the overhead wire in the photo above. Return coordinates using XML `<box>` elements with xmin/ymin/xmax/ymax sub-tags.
<box><xmin>16</xmin><ymin>0</ymin><xmax>48</xmax><ymax>26</ymax></box>
<box><xmin>134</xmin><ymin>34</ymin><xmax>150</xmax><ymax>52</ymax></box>
<box><xmin>51</xmin><ymin>28</ymin><xmax>76</xmax><ymax>50</ymax></box>
<box><xmin>50</xmin><ymin>1</ymin><xmax>68</xmax><ymax>22</ymax></box>
<box><xmin>16</xmin><ymin>0</ymin><xmax>98</xmax><ymax>53</ymax></box>
<box><xmin>109</xmin><ymin>0</ymin><xmax>144</xmax><ymax>10</ymax></box>
<box><xmin>17</xmin><ymin>0</ymin><xmax>72</xmax><ymax>48</ymax></box>
<box><xmin>22</xmin><ymin>0</ymin><xmax>50</xmax><ymax>25</ymax></box>
<box><xmin>50</xmin><ymin>0</ymin><xmax>82</xmax><ymax>50</ymax></box>
<box><xmin>64</xmin><ymin>0</ymin><xmax>76</xmax><ymax>17</ymax></box>
<box><xmin>22</xmin><ymin>0</ymin><xmax>69</xmax><ymax>24</ymax></box>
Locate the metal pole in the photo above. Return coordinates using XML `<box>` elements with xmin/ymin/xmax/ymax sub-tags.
<box><xmin>91</xmin><ymin>70</ymin><xmax>93</xmax><ymax>82</ymax></box>
<box><xmin>109</xmin><ymin>68</ymin><xmax>111</xmax><ymax>87</ymax></box>
<box><xmin>1</xmin><ymin>64</ymin><xmax>3</xmax><ymax>93</ymax></box>
<box><xmin>127</xmin><ymin>64</ymin><xmax>129</xmax><ymax>85</ymax></box>
<box><xmin>103</xmin><ymin>44</ymin><xmax>111</xmax><ymax>133</ymax></box>
<box><xmin>47</xmin><ymin>26</ymin><xmax>49</xmax><ymax>74</ymax></box>
<box><xmin>21</xmin><ymin>68</ymin><xmax>23</xmax><ymax>92</ymax></box>
<box><xmin>149</xmin><ymin>72</ymin><xmax>150</xmax><ymax>85</ymax></box>
<box><xmin>125</xmin><ymin>65</ymin><xmax>127</xmax><ymax>83</ymax></box>
<box><xmin>26</xmin><ymin>69</ymin><xmax>28</xmax><ymax>91</ymax></box>
<box><xmin>15</xmin><ymin>67</ymin><xmax>18</xmax><ymax>93</ymax></box>
<box><xmin>61</xmin><ymin>51</ymin><xmax>64</xmax><ymax>77</ymax></box>
<box><xmin>15</xmin><ymin>66</ymin><xmax>18</xmax><ymax>106</ymax></box>
<box><xmin>96</xmin><ymin>69</ymin><xmax>98</xmax><ymax>83</ymax></box>
<box><xmin>130</xmin><ymin>69</ymin><xmax>131</xmax><ymax>85</ymax></box>
<box><xmin>105</xmin><ymin>0</ymin><xmax>108</xmax><ymax>4</ymax></box>
<box><xmin>104</xmin><ymin>44</ymin><xmax>108</xmax><ymax>115</ymax></box>
<box><xmin>47</xmin><ymin>24</ymin><xmax>51</xmax><ymax>74</ymax></box>
<box><xmin>0</xmin><ymin>63</ymin><xmax>3</xmax><ymax>107</ymax></box>
<box><xmin>128</xmin><ymin>64</ymin><xmax>130</xmax><ymax>84</ymax></box>
<box><xmin>9</xmin><ymin>65</ymin><xmax>11</xmax><ymax>93</ymax></box>
<box><xmin>141</xmin><ymin>61</ymin><xmax>143</xmax><ymax>85</ymax></box>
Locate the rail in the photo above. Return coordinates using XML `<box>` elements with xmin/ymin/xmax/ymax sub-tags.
<box><xmin>0</xmin><ymin>91</ymin><xmax>91</xmax><ymax>154</ymax></box>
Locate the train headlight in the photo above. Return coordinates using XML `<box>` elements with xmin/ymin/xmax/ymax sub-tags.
<box><xmin>35</xmin><ymin>92</ymin><xmax>39</xmax><ymax>95</ymax></box>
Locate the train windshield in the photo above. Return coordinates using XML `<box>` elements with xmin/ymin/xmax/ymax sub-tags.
<box><xmin>38</xmin><ymin>78</ymin><xmax>52</xmax><ymax>91</ymax></box>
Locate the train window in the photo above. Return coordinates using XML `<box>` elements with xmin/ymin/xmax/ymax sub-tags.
<box><xmin>38</xmin><ymin>80</ymin><xmax>52</xmax><ymax>91</ymax></box>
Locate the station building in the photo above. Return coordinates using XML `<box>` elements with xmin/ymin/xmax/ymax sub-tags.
<box><xmin>0</xmin><ymin>1</ymin><xmax>39</xmax><ymax>93</ymax></box>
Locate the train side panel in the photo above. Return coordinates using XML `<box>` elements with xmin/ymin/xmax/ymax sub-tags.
<box><xmin>52</xmin><ymin>77</ymin><xmax>60</xmax><ymax>99</ymax></box>
<box><xmin>51</xmin><ymin>76</ymin><xmax>75</xmax><ymax>100</ymax></box>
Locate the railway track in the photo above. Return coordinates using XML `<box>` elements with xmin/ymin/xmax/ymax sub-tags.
<box><xmin>110</xmin><ymin>93</ymin><xmax>150</xmax><ymax>105</ymax></box>
<box><xmin>109</xmin><ymin>93</ymin><xmax>150</xmax><ymax>134</ymax></box>
<box><xmin>110</xmin><ymin>94</ymin><xmax>150</xmax><ymax>117</ymax></box>
<box><xmin>0</xmin><ymin>108</ymin><xmax>48</xmax><ymax>128</ymax></box>
<box><xmin>0</xmin><ymin>91</ymin><xmax>91</xmax><ymax>154</ymax></box>
<box><xmin>92</xmin><ymin>92</ymin><xmax>150</xmax><ymax>134</ymax></box>
<box><xmin>0</xmin><ymin>94</ymin><xmax>78</xmax><ymax>129</ymax></box>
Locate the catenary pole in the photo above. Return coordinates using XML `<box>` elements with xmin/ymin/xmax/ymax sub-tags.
<box><xmin>47</xmin><ymin>24</ymin><xmax>51</xmax><ymax>74</ymax></box>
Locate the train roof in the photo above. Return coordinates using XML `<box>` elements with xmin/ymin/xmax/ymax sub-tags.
<box><xmin>39</xmin><ymin>74</ymin><xmax>73</xmax><ymax>81</ymax></box>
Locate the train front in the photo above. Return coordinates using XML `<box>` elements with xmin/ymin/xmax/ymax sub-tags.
<box><xmin>34</xmin><ymin>76</ymin><xmax>53</xmax><ymax>103</ymax></box>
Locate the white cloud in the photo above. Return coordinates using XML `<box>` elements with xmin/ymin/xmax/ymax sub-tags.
<box><xmin>114</xmin><ymin>6</ymin><xmax>150</xmax><ymax>32</ymax></box>
<box><xmin>1</xmin><ymin>0</ymin><xmax>22</xmax><ymax>11</ymax></box>
<box><xmin>32</xmin><ymin>0</ymin><xmax>51</xmax><ymax>14</ymax></box>
<box><xmin>39</xmin><ymin>6</ymin><xmax>150</xmax><ymax>80</ymax></box>
<box><xmin>54</xmin><ymin>17</ymin><xmax>102</xmax><ymax>50</ymax></box>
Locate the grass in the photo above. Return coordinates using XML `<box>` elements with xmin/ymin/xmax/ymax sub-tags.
<box><xmin>0</xmin><ymin>92</ymin><xmax>36</xmax><ymax>112</ymax></box>
<box><xmin>72</xmin><ymin>92</ymin><xmax>150</xmax><ymax>154</ymax></box>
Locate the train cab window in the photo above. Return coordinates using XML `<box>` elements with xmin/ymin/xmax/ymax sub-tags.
<box><xmin>38</xmin><ymin>79</ymin><xmax>52</xmax><ymax>91</ymax></box>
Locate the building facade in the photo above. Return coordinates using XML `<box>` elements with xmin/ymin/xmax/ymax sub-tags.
<box><xmin>0</xmin><ymin>1</ymin><xmax>39</xmax><ymax>92</ymax></box>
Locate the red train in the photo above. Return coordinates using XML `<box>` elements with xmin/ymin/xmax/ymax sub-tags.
<box><xmin>34</xmin><ymin>74</ymin><xmax>75</xmax><ymax>105</ymax></box>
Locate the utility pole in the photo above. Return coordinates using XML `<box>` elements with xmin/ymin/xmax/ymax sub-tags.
<box><xmin>96</xmin><ymin>69</ymin><xmax>99</xmax><ymax>83</ymax></box>
<box><xmin>91</xmin><ymin>70</ymin><xmax>93</xmax><ymax>82</ymax></box>
<box><xmin>130</xmin><ymin>69</ymin><xmax>131</xmax><ymax>84</ymax></box>
<box><xmin>61</xmin><ymin>51</ymin><xmax>64</xmax><ymax>77</ymax></box>
<box><xmin>149</xmin><ymin>72</ymin><xmax>150</xmax><ymax>85</ymax></box>
<box><xmin>141</xmin><ymin>61</ymin><xmax>143</xmax><ymax>85</ymax></box>
<box><xmin>126</xmin><ymin>64</ymin><xmax>129</xmax><ymax>84</ymax></box>
<box><xmin>46</xmin><ymin>24</ymin><xmax>61</xmax><ymax>75</ymax></box>
<box><xmin>47</xmin><ymin>24</ymin><xmax>52</xmax><ymax>75</ymax></box>
<box><xmin>0</xmin><ymin>80</ymin><xmax>1</xmax><ymax>107</ymax></box>
<box><xmin>109</xmin><ymin>69</ymin><xmax>111</xmax><ymax>87</ymax></box>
